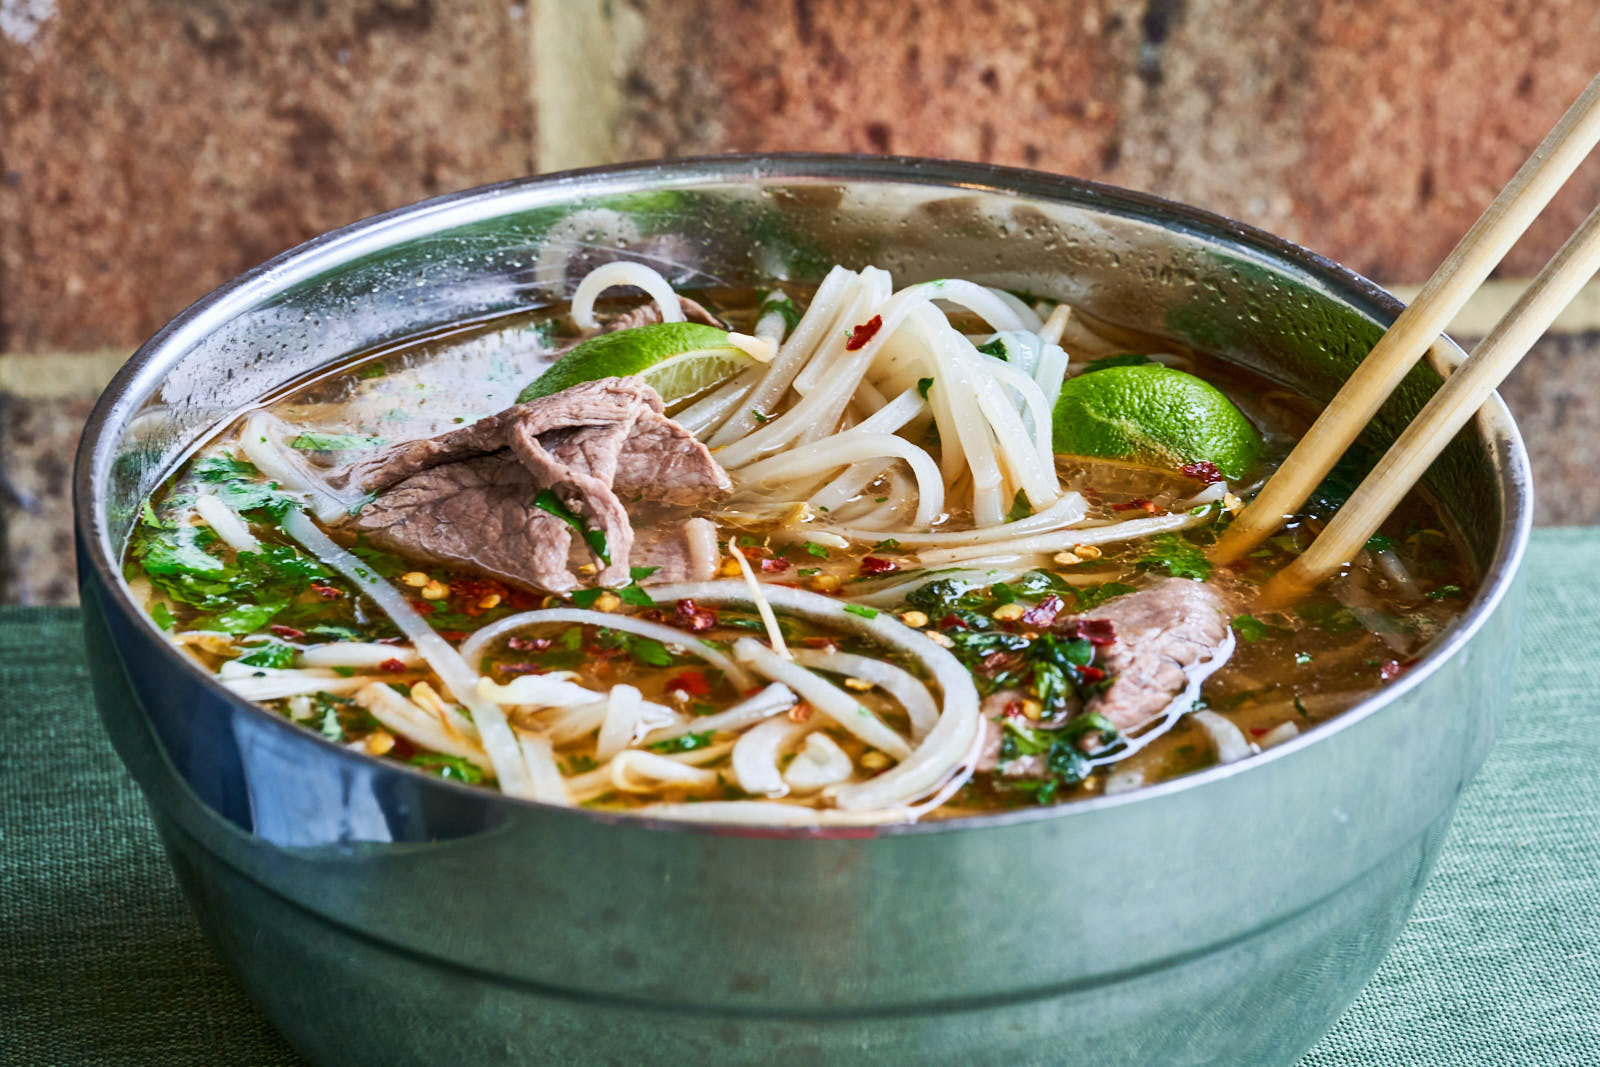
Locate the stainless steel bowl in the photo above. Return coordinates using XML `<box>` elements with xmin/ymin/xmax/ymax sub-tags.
<box><xmin>73</xmin><ymin>156</ymin><xmax>1530</xmax><ymax>1065</ymax></box>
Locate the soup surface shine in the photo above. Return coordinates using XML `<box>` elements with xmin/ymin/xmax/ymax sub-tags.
<box><xmin>126</xmin><ymin>264</ymin><xmax>1475</xmax><ymax>825</ymax></box>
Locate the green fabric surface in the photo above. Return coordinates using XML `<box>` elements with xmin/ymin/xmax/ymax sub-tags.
<box><xmin>3</xmin><ymin>530</ymin><xmax>1598</xmax><ymax>1065</ymax></box>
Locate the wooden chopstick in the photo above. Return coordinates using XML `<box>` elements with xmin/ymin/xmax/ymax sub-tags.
<box><xmin>1262</xmin><ymin>199</ymin><xmax>1600</xmax><ymax>604</ymax></box>
<box><xmin>1213</xmin><ymin>71</ymin><xmax>1600</xmax><ymax>566</ymax></box>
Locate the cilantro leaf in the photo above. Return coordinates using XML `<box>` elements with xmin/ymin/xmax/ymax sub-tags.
<box><xmin>976</xmin><ymin>337</ymin><xmax>1008</xmax><ymax>359</ymax></box>
<box><xmin>802</xmin><ymin>541</ymin><xmax>830</xmax><ymax>559</ymax></box>
<box><xmin>238</xmin><ymin>640</ymin><xmax>296</xmax><ymax>668</ymax></box>
<box><xmin>1135</xmin><ymin>533</ymin><xmax>1212</xmax><ymax>580</ymax></box>
<box><xmin>534</xmin><ymin>489</ymin><xmax>610</xmax><ymax>563</ymax></box>
<box><xmin>1005</xmin><ymin>489</ymin><xmax>1033</xmax><ymax>523</ymax></box>
<box><xmin>648</xmin><ymin>731</ymin><xmax>714</xmax><ymax>753</ymax></box>
<box><xmin>289</xmin><ymin>432</ymin><xmax>385</xmax><ymax>452</ymax></box>
<box><xmin>916</xmin><ymin>376</ymin><xmax>934</xmax><ymax>399</ymax></box>
<box><xmin>409</xmin><ymin>753</ymin><xmax>484</xmax><ymax>784</ymax></box>
<box><xmin>1231</xmin><ymin>614</ymin><xmax>1273</xmax><ymax>642</ymax></box>
<box><xmin>194</xmin><ymin>453</ymin><xmax>261</xmax><ymax>482</ymax></box>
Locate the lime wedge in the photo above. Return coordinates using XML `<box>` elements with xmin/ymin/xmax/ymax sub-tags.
<box><xmin>1051</xmin><ymin>364</ymin><xmax>1262</xmax><ymax>480</ymax></box>
<box><xmin>517</xmin><ymin>322</ymin><xmax>755</xmax><ymax>407</ymax></box>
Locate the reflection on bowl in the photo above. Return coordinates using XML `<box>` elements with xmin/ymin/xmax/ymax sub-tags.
<box><xmin>74</xmin><ymin>155</ymin><xmax>1529</xmax><ymax>1065</ymax></box>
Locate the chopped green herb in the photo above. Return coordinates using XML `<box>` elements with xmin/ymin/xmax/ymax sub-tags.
<box><xmin>751</xmin><ymin>409</ymin><xmax>774</xmax><ymax>424</ymax></box>
<box><xmin>843</xmin><ymin>604</ymin><xmax>879</xmax><ymax>619</ymax></box>
<box><xmin>1295</xmin><ymin>651</ymin><xmax>1313</xmax><ymax>665</ymax></box>
<box><xmin>1005</xmin><ymin>489</ymin><xmax>1033</xmax><ymax>523</ymax></box>
<box><xmin>409</xmin><ymin>753</ymin><xmax>484</xmax><ymax>784</ymax></box>
<box><xmin>871</xmin><ymin>538</ymin><xmax>901</xmax><ymax>552</ymax></box>
<box><xmin>1136</xmin><ymin>532</ymin><xmax>1212</xmax><ymax>580</ymax></box>
<box><xmin>238</xmin><ymin>640</ymin><xmax>296</xmax><ymax>668</ymax></box>
<box><xmin>597</xmin><ymin>629</ymin><xmax>675</xmax><ymax>667</ymax></box>
<box><xmin>1294</xmin><ymin>695</ymin><xmax>1311</xmax><ymax>719</ymax></box>
<box><xmin>802</xmin><ymin>541</ymin><xmax>830</xmax><ymax>559</ymax></box>
<box><xmin>1427</xmin><ymin>584</ymin><xmax>1463</xmax><ymax>601</ymax></box>
<box><xmin>533</xmin><ymin>489</ymin><xmax>610</xmax><ymax>563</ymax></box>
<box><xmin>615</xmin><ymin>583</ymin><xmax>655</xmax><ymax>607</ymax></box>
<box><xmin>211</xmin><ymin>598</ymin><xmax>290</xmax><ymax>635</ymax></box>
<box><xmin>355</xmin><ymin>361</ymin><xmax>387</xmax><ymax>380</ymax></box>
<box><xmin>647</xmin><ymin>731</ymin><xmax>714</xmax><ymax>753</ymax></box>
<box><xmin>1069</xmin><ymin>582</ymin><xmax>1139</xmax><ymax>611</ymax></box>
<box><xmin>757</xmin><ymin>290</ymin><xmax>802</xmax><ymax>331</ymax></box>
<box><xmin>1295</xmin><ymin>601</ymin><xmax>1361</xmax><ymax>635</ymax></box>
<box><xmin>288</xmin><ymin>432</ymin><xmax>385</xmax><ymax>452</ymax></box>
<box><xmin>1231</xmin><ymin>614</ymin><xmax>1272</xmax><ymax>642</ymax></box>
<box><xmin>149</xmin><ymin>602</ymin><xmax>176</xmax><ymax>631</ymax></box>
<box><xmin>976</xmin><ymin>338</ymin><xmax>1008</xmax><ymax>359</ymax></box>
<box><xmin>797</xmin><ymin>568</ymin><xmax>821</xmax><ymax>577</ymax></box>
<box><xmin>1365</xmin><ymin>534</ymin><xmax>1399</xmax><ymax>553</ymax></box>
<box><xmin>193</xmin><ymin>453</ymin><xmax>261</xmax><ymax>482</ymax></box>
<box><xmin>917</xmin><ymin>376</ymin><xmax>935</xmax><ymax>398</ymax></box>
<box><xmin>630</xmin><ymin>565</ymin><xmax>661</xmax><ymax>581</ymax></box>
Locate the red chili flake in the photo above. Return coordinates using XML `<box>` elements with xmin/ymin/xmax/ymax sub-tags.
<box><xmin>409</xmin><ymin>600</ymin><xmax>435</xmax><ymax>616</ymax></box>
<box><xmin>1380</xmin><ymin>659</ymin><xmax>1415</xmax><ymax>681</ymax></box>
<box><xmin>379</xmin><ymin>658</ymin><xmax>407</xmax><ymax>673</ymax></box>
<box><xmin>269</xmin><ymin>624</ymin><xmax>305</xmax><ymax>640</ymax></box>
<box><xmin>438</xmin><ymin>630</ymin><xmax>469</xmax><ymax>642</ymax></box>
<box><xmin>858</xmin><ymin>556</ymin><xmax>897</xmax><ymax>575</ymax></box>
<box><xmin>799</xmin><ymin>636</ymin><xmax>838</xmax><ymax>650</ymax></box>
<box><xmin>508</xmin><ymin>588</ymin><xmax>542</xmax><ymax>611</ymax></box>
<box><xmin>666</xmin><ymin>670</ymin><xmax>712</xmax><ymax>697</ymax></box>
<box><xmin>739</xmin><ymin>544</ymin><xmax>772</xmax><ymax>560</ymax></box>
<box><xmin>1111</xmin><ymin>498</ymin><xmax>1158</xmax><ymax>514</ymax></box>
<box><xmin>757</xmin><ymin>557</ymin><xmax>791</xmax><ymax>573</ymax></box>
<box><xmin>1179</xmin><ymin>461</ymin><xmax>1224</xmax><ymax>484</ymax></box>
<box><xmin>1003</xmin><ymin>699</ymin><xmax>1025</xmax><ymax>719</ymax></box>
<box><xmin>309</xmin><ymin>582</ymin><xmax>344</xmax><ymax>600</ymax></box>
<box><xmin>1077</xmin><ymin>665</ymin><xmax>1107</xmax><ymax>682</ymax></box>
<box><xmin>1248</xmin><ymin>726</ymin><xmax>1270</xmax><ymax>738</ymax></box>
<box><xmin>980</xmin><ymin>651</ymin><xmax>1022</xmax><ymax>675</ymax></box>
<box><xmin>508</xmin><ymin>636</ymin><xmax>552</xmax><ymax>652</ymax></box>
<box><xmin>493</xmin><ymin>661</ymin><xmax>545</xmax><ymax>678</ymax></box>
<box><xmin>937</xmin><ymin>613</ymin><xmax>969</xmax><ymax>630</ymax></box>
<box><xmin>845</xmin><ymin>315</ymin><xmax>883</xmax><ymax>350</ymax></box>
<box><xmin>1064</xmin><ymin>618</ymin><xmax>1118</xmax><ymax>645</ymax></box>
<box><xmin>1020</xmin><ymin>594</ymin><xmax>1062</xmax><ymax>627</ymax></box>
<box><xmin>675</xmin><ymin>598</ymin><xmax>718</xmax><ymax>633</ymax></box>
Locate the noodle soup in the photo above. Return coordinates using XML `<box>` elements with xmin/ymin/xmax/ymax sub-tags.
<box><xmin>125</xmin><ymin>265</ymin><xmax>1476</xmax><ymax>824</ymax></box>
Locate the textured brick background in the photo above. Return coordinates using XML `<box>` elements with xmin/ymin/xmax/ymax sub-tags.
<box><xmin>1</xmin><ymin>0</ymin><xmax>1598</xmax><ymax>600</ymax></box>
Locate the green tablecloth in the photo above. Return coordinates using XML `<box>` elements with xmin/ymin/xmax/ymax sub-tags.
<box><xmin>4</xmin><ymin>529</ymin><xmax>1599</xmax><ymax>1065</ymax></box>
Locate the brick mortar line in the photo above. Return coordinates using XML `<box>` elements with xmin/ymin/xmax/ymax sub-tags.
<box><xmin>1</xmin><ymin>279</ymin><xmax>1597</xmax><ymax>400</ymax></box>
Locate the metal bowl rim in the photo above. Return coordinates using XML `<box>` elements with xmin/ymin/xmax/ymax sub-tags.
<box><xmin>72</xmin><ymin>152</ymin><xmax>1533</xmax><ymax>839</ymax></box>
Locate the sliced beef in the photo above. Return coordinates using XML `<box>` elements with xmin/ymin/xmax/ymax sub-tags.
<box><xmin>608</xmin><ymin>296</ymin><xmax>722</xmax><ymax>333</ymax></box>
<box><xmin>975</xmin><ymin>689</ymin><xmax>1047</xmax><ymax>778</ymax></box>
<box><xmin>1069</xmin><ymin>578</ymin><xmax>1229</xmax><ymax>732</ymax></box>
<box><xmin>977</xmin><ymin>578</ymin><xmax>1231</xmax><ymax>778</ymax></box>
<box><xmin>333</xmin><ymin>377</ymin><xmax>729</xmax><ymax>592</ymax></box>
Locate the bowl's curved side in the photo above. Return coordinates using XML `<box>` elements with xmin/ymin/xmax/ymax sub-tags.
<box><xmin>72</xmin><ymin>156</ymin><xmax>1533</xmax><ymax>1065</ymax></box>
<box><xmin>78</xmin><ymin>553</ymin><xmax>1525</xmax><ymax>1064</ymax></box>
